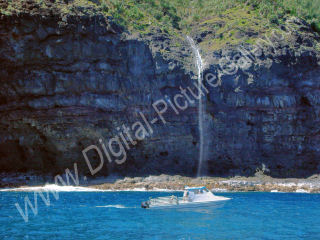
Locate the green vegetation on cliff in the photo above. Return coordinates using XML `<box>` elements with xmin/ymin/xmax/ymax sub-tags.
<box><xmin>1</xmin><ymin>0</ymin><xmax>319</xmax><ymax>49</ymax></box>
<box><xmin>98</xmin><ymin>0</ymin><xmax>320</xmax><ymax>50</ymax></box>
<box><xmin>1</xmin><ymin>0</ymin><xmax>319</xmax><ymax>31</ymax></box>
<box><xmin>100</xmin><ymin>0</ymin><xmax>319</xmax><ymax>33</ymax></box>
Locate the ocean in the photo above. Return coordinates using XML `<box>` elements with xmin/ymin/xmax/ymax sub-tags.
<box><xmin>1</xmin><ymin>190</ymin><xmax>320</xmax><ymax>239</ymax></box>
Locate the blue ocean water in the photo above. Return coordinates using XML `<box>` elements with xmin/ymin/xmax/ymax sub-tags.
<box><xmin>1</xmin><ymin>191</ymin><xmax>320</xmax><ymax>240</ymax></box>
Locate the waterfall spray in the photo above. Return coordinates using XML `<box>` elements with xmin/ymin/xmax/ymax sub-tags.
<box><xmin>186</xmin><ymin>36</ymin><xmax>204</xmax><ymax>177</ymax></box>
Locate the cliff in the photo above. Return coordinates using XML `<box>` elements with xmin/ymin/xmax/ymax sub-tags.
<box><xmin>0</xmin><ymin>0</ymin><xmax>320</xmax><ymax>178</ymax></box>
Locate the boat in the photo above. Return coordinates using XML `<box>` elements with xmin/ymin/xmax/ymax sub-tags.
<box><xmin>141</xmin><ymin>186</ymin><xmax>230</xmax><ymax>209</ymax></box>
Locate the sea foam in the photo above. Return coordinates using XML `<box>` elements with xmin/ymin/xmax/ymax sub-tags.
<box><xmin>0</xmin><ymin>184</ymin><xmax>104</xmax><ymax>192</ymax></box>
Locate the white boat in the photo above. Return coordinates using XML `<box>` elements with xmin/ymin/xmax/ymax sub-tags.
<box><xmin>141</xmin><ymin>186</ymin><xmax>230</xmax><ymax>209</ymax></box>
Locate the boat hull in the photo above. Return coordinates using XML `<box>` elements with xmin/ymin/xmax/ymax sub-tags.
<box><xmin>148</xmin><ymin>198</ymin><xmax>230</xmax><ymax>209</ymax></box>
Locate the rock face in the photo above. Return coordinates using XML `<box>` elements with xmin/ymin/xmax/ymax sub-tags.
<box><xmin>0</xmin><ymin>8</ymin><xmax>320</xmax><ymax>178</ymax></box>
<box><xmin>0</xmin><ymin>10</ymin><xmax>199</xmax><ymax>177</ymax></box>
<box><xmin>201</xmin><ymin>18</ymin><xmax>320</xmax><ymax>177</ymax></box>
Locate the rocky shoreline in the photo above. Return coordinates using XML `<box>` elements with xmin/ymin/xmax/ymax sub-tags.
<box><xmin>1</xmin><ymin>173</ymin><xmax>320</xmax><ymax>193</ymax></box>
<box><xmin>88</xmin><ymin>174</ymin><xmax>320</xmax><ymax>193</ymax></box>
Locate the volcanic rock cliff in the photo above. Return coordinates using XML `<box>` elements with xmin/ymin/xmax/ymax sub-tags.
<box><xmin>0</xmin><ymin>0</ymin><xmax>320</xmax><ymax>178</ymax></box>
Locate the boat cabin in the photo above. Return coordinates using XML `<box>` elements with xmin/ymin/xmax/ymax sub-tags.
<box><xmin>184</xmin><ymin>186</ymin><xmax>209</xmax><ymax>194</ymax></box>
<box><xmin>183</xmin><ymin>186</ymin><xmax>211</xmax><ymax>201</ymax></box>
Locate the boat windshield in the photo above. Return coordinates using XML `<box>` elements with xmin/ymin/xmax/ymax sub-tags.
<box><xmin>186</xmin><ymin>187</ymin><xmax>209</xmax><ymax>194</ymax></box>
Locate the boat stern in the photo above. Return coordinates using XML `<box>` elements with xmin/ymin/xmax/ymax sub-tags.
<box><xmin>141</xmin><ymin>201</ymin><xmax>150</xmax><ymax>208</ymax></box>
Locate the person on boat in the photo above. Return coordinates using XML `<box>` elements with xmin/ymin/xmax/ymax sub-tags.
<box><xmin>183</xmin><ymin>190</ymin><xmax>189</xmax><ymax>201</ymax></box>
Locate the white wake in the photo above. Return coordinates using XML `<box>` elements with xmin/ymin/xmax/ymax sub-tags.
<box><xmin>0</xmin><ymin>184</ymin><xmax>105</xmax><ymax>192</ymax></box>
<box><xmin>95</xmin><ymin>205</ymin><xmax>128</xmax><ymax>208</ymax></box>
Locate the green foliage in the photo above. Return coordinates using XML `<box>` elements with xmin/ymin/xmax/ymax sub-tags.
<box><xmin>101</xmin><ymin>1</ymin><xmax>109</xmax><ymax>12</ymax></box>
<box><xmin>1</xmin><ymin>0</ymin><xmax>319</xmax><ymax>35</ymax></box>
<box><xmin>106</xmin><ymin>0</ymin><xmax>320</xmax><ymax>34</ymax></box>
<box><xmin>160</xmin><ymin>0</ymin><xmax>181</xmax><ymax>29</ymax></box>
<box><xmin>243</xmin><ymin>0</ymin><xmax>320</xmax><ymax>31</ymax></box>
<box><xmin>105</xmin><ymin>0</ymin><xmax>320</xmax><ymax>34</ymax></box>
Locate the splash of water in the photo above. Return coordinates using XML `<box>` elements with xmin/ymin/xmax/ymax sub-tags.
<box><xmin>186</xmin><ymin>36</ymin><xmax>204</xmax><ymax>177</ymax></box>
<box><xmin>0</xmin><ymin>184</ymin><xmax>105</xmax><ymax>192</ymax></box>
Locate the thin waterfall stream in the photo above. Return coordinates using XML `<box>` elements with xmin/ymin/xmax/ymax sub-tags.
<box><xmin>186</xmin><ymin>36</ymin><xmax>204</xmax><ymax>177</ymax></box>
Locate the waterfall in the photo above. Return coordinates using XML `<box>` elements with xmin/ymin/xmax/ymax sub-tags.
<box><xmin>186</xmin><ymin>36</ymin><xmax>204</xmax><ymax>177</ymax></box>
